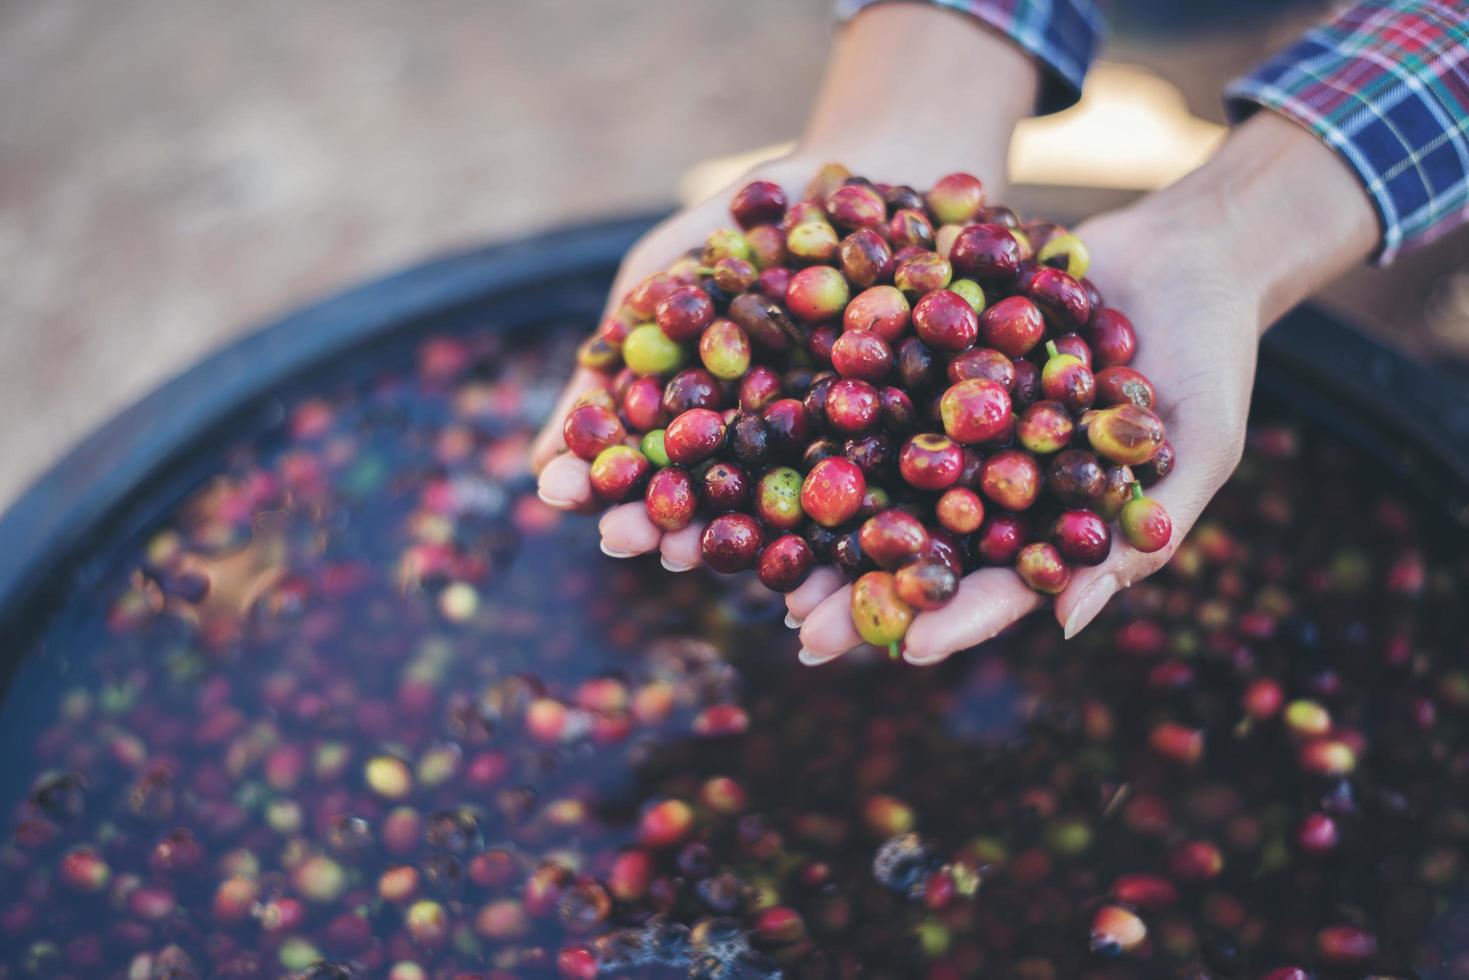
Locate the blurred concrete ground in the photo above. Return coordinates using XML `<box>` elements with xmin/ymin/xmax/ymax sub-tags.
<box><xmin>3</xmin><ymin>0</ymin><xmax>1467</xmax><ymax>512</ymax></box>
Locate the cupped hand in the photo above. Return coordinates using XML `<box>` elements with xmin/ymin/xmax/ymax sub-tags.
<box><xmin>795</xmin><ymin>204</ymin><xmax>1258</xmax><ymax>665</ymax></box>
<box><xmin>533</xmin><ymin>155</ymin><xmax>826</xmax><ymax>571</ymax></box>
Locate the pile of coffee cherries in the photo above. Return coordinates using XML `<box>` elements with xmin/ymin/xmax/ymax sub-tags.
<box><xmin>562</xmin><ymin>166</ymin><xmax>1174</xmax><ymax>654</ymax></box>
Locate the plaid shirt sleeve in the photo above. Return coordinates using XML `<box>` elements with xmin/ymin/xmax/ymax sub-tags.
<box><xmin>835</xmin><ymin>0</ymin><xmax>1103</xmax><ymax>115</ymax></box>
<box><xmin>1226</xmin><ymin>1</ymin><xmax>1469</xmax><ymax>265</ymax></box>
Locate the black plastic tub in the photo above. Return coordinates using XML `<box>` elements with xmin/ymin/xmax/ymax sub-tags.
<box><xmin>3</xmin><ymin>216</ymin><xmax>1469</xmax><ymax>978</ymax></box>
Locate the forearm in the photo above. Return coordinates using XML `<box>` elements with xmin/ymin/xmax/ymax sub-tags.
<box><xmin>1126</xmin><ymin>111</ymin><xmax>1379</xmax><ymax>333</ymax></box>
<box><xmin>797</xmin><ymin>3</ymin><xmax>1042</xmax><ymax>192</ymax></box>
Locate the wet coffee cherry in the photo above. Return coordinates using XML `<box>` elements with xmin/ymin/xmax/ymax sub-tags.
<box><xmin>700</xmin><ymin>514</ymin><xmax>764</xmax><ymax>573</ymax></box>
<box><xmin>1120</xmin><ymin>484</ymin><xmax>1172</xmax><ymax>553</ymax></box>
<box><xmin>879</xmin><ymin>386</ymin><xmax>917</xmax><ymax>432</ymax></box>
<box><xmin>1088</xmin><ymin>403</ymin><xmax>1166</xmax><ymax>466</ymax></box>
<box><xmin>1095</xmin><ymin>366</ymin><xmax>1156</xmax><ymax>409</ymax></box>
<box><xmin>663</xmin><ymin>368</ymin><xmax>722</xmax><ymax>416</ymax></box>
<box><xmin>947</xmin><ymin>347</ymin><xmax>1014</xmax><ymax>390</ymax></box>
<box><xmin>936</xmin><ymin>487</ymin><xmax>985</xmax><ymax>534</ymax></box>
<box><xmin>563</xmin><ymin>403</ymin><xmax>626</xmax><ymax>462</ymax></box>
<box><xmin>698</xmin><ymin>320</ymin><xmax>751</xmax><ymax>381</ymax></box>
<box><xmin>844</xmin><ymin>432</ymin><xmax>895</xmax><ymax>478</ymax></box>
<box><xmin>1086</xmin><ymin>308</ymin><xmax>1137</xmax><ymax>367</ymax></box>
<box><xmin>1037</xmin><ymin>232</ymin><xmax>1090</xmax><ymax>279</ymax></box>
<box><xmin>1040</xmin><ymin>341</ymin><xmax>1096</xmax><ymax>413</ymax></box>
<box><xmin>893</xmin><ymin>252</ymin><xmax>954</xmax><ymax>297</ymax></box>
<box><xmin>738</xmin><ymin>365</ymin><xmax>783</xmax><ymax>411</ymax></box>
<box><xmin>590</xmin><ymin>446</ymin><xmax>651</xmax><ymax>503</ymax></box>
<box><xmin>1048</xmin><ymin>450</ymin><xmax>1106</xmax><ymax>507</ymax></box>
<box><xmin>1016</xmin><ymin>542</ymin><xmax>1070</xmax><ymax>594</ymax></box>
<box><xmin>826</xmin><ymin>379</ymin><xmax>881</xmax><ymax>436</ymax></box>
<box><xmin>888</xmin><ymin>208</ymin><xmax>935</xmax><ymax>250</ymax></box>
<box><xmin>762</xmin><ymin>399</ymin><xmax>811</xmax><ymax>460</ymax></box>
<box><xmin>787</xmin><ymin>267</ymin><xmax>850</xmax><ymax>323</ymax></box>
<box><xmin>730</xmin><ymin>179</ymin><xmax>788</xmax><ymax>228</ymax></box>
<box><xmin>896</xmin><ymin>337</ymin><xmax>941</xmax><ymax>390</ymax></box>
<box><xmin>1051</xmin><ymin>332</ymin><xmax>1092</xmax><ymax>366</ymax></box>
<box><xmin>755</xmin><ymin>467</ymin><xmax>805</xmax><ymax>532</ymax></box>
<box><xmin>623</xmin><ymin>376</ymin><xmax>667</xmax><ymax>431</ymax></box>
<box><xmin>757</xmin><ymin>534</ymin><xmax>815</xmax><ymax>592</ymax></box>
<box><xmin>1051</xmin><ymin>510</ymin><xmax>1111</xmax><ymax>566</ymax></box>
<box><xmin>826</xmin><ymin>183</ymin><xmax>886</xmax><ymax>230</ymax></box>
<box><xmin>700</xmin><ymin>462</ymin><xmax>749</xmax><ymax>513</ymax></box>
<box><xmin>787</xmin><ymin>220</ymin><xmax>840</xmax><ymax>264</ymax></box>
<box><xmin>1135</xmin><ymin>439</ymin><xmax>1174</xmax><ymax>485</ymax></box>
<box><xmin>730</xmin><ymin>292</ymin><xmax>799</xmax><ymax>351</ymax></box>
<box><xmin>838</xmin><ymin>228</ymin><xmax>893</xmax><ymax>288</ymax></box>
<box><xmin>726</xmin><ymin>414</ymin><xmax>771</xmax><ymax>470</ymax></box>
<box><xmin>803</xmin><ymin>437</ymin><xmax>842</xmax><ymax>469</ymax></box>
<box><xmin>664</xmin><ymin>409</ymin><xmax>726</xmax><ymax>466</ymax></box>
<box><xmin>978</xmin><ymin>296</ymin><xmax>1045</xmax><ymax>357</ymax></box>
<box><xmin>801</xmin><ymin>457</ymin><xmax>866</xmax><ymax>527</ymax></box>
<box><xmin>895</xmin><ymin>557</ymin><xmax>959</xmax><ymax>610</ymax></box>
<box><xmin>899</xmin><ymin>434</ymin><xmax>964</xmax><ymax>491</ymax></box>
<box><xmin>850</xmin><ymin>571</ymin><xmax>915</xmax><ymax>657</ymax></box>
<box><xmin>1012</xmin><ymin>358</ymin><xmax>1040</xmax><ymax>408</ymax></box>
<box><xmin>1026</xmin><ymin>267</ymin><xmax>1092</xmax><ymax>330</ymax></box>
<box><xmin>831</xmin><ymin>332</ymin><xmax>893</xmax><ymax>382</ymax></box>
<box><xmin>949</xmin><ymin>224</ymin><xmax>1021</xmax><ymax>284</ymax></box>
<box><xmin>859</xmin><ymin>510</ymin><xmax>931</xmax><ymax>570</ymax></box>
<box><xmin>940</xmin><ymin>378</ymin><xmax>1011</xmax><ymax>445</ymax></box>
<box><xmin>980</xmin><ymin>450</ymin><xmax>1042</xmax><ymax>511</ymax></box>
<box><xmin>926</xmin><ymin>172</ymin><xmax>985</xmax><ymax>224</ymax></box>
<box><xmin>844</xmin><ymin>285</ymin><xmax>910</xmax><ymax>340</ymax></box>
<box><xmin>645</xmin><ymin>467</ymin><xmax>697</xmax><ymax>531</ymax></box>
<box><xmin>1095</xmin><ymin>463</ymin><xmax>1135</xmax><ymax>519</ymax></box>
<box><xmin>1017</xmin><ymin>401</ymin><xmax>1073</xmax><ymax>454</ymax></box>
<box><xmin>655</xmin><ymin>285</ymin><xmax>715</xmax><ymax>343</ymax></box>
<box><xmin>912</xmin><ymin>290</ymin><xmax>979</xmax><ymax>352</ymax></box>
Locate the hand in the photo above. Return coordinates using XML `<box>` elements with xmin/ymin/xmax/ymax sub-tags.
<box><xmin>796</xmin><ymin>111</ymin><xmax>1379</xmax><ymax>664</ymax></box>
<box><xmin>534</xmin><ymin>2</ymin><xmax>1040</xmax><ymax>565</ymax></box>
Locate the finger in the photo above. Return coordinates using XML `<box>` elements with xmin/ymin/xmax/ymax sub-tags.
<box><xmin>1055</xmin><ymin>394</ymin><xmax>1245</xmax><ymax>638</ymax></box>
<box><xmin>798</xmin><ymin>585</ymin><xmax>861</xmax><ymax>661</ymax></box>
<box><xmin>532</xmin><ymin>368</ymin><xmax>609</xmax><ymax>473</ymax></box>
<box><xmin>785</xmin><ymin>567</ymin><xmax>844</xmax><ymax>626</ymax></box>
<box><xmin>660</xmin><ymin>523</ymin><xmax>706</xmax><ymax>572</ymax></box>
<box><xmin>902</xmin><ymin>568</ymin><xmax>1045</xmax><ymax>666</ymax></box>
<box><xmin>537</xmin><ymin>453</ymin><xmax>595</xmax><ymax>511</ymax></box>
<box><xmin>599</xmin><ymin>503</ymin><xmax>662</xmax><ymax>557</ymax></box>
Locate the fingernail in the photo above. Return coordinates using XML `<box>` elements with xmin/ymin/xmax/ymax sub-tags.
<box><xmin>1064</xmin><ymin>574</ymin><xmax>1117</xmax><ymax>639</ymax></box>
<box><xmin>600</xmin><ymin>541</ymin><xmax>638</xmax><ymax>559</ymax></box>
<box><xmin>537</xmin><ymin>489</ymin><xmax>575</xmax><ymax>509</ymax></box>
<box><xmin>784</xmin><ymin>612</ymin><xmax>804</xmax><ymax>629</ymax></box>
<box><xmin>660</xmin><ymin>556</ymin><xmax>695</xmax><ymax>572</ymax></box>
<box><xmin>798</xmin><ymin>647</ymin><xmax>837</xmax><ymax>667</ymax></box>
<box><xmin>904</xmin><ymin>646</ymin><xmax>953</xmax><ymax>666</ymax></box>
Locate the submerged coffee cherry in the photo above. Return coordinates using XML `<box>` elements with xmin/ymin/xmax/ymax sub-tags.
<box><xmin>850</xmin><ymin>571</ymin><xmax>915</xmax><ymax>657</ymax></box>
<box><xmin>701</xmin><ymin>514</ymin><xmax>764</xmax><ymax>573</ymax></box>
<box><xmin>1120</xmin><ymin>484</ymin><xmax>1172</xmax><ymax>553</ymax></box>
<box><xmin>756</xmin><ymin>534</ymin><xmax>815</xmax><ymax>591</ymax></box>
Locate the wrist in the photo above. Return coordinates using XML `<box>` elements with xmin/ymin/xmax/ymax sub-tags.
<box><xmin>1127</xmin><ymin>112</ymin><xmax>1379</xmax><ymax>334</ymax></box>
<box><xmin>796</xmin><ymin>3</ymin><xmax>1038</xmax><ymax>195</ymax></box>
